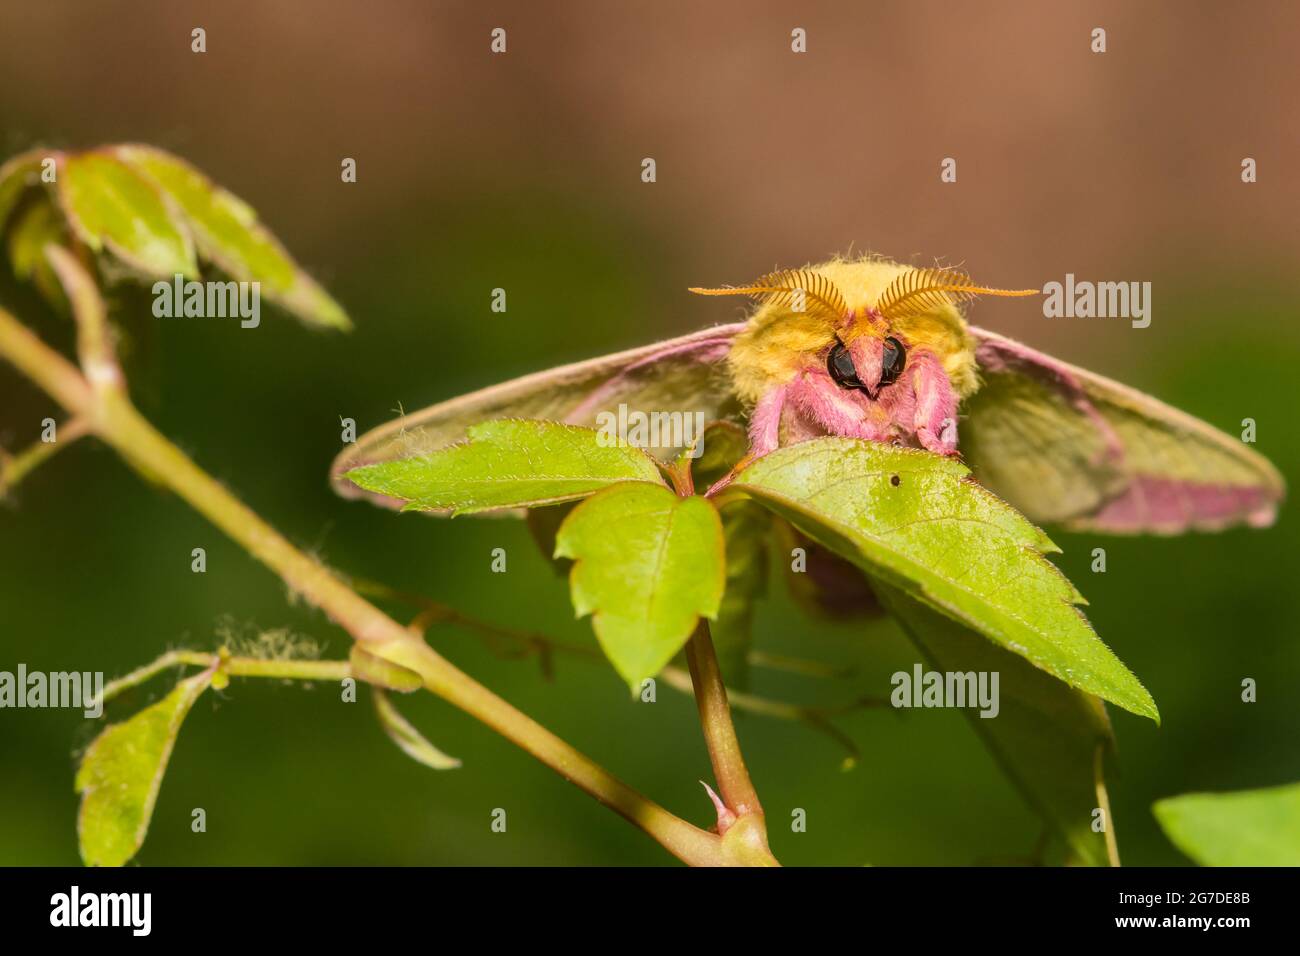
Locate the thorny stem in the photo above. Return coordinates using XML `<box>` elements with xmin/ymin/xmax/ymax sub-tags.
<box><xmin>0</xmin><ymin>302</ymin><xmax>761</xmax><ymax>867</ymax></box>
<box><xmin>685</xmin><ymin>620</ymin><xmax>779</xmax><ymax>865</ymax></box>
<box><xmin>666</xmin><ymin>434</ymin><xmax>775</xmax><ymax>858</ymax></box>
<box><xmin>685</xmin><ymin>620</ymin><xmax>761</xmax><ymax>816</ymax></box>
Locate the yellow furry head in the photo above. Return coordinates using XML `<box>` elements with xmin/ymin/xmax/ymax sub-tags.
<box><xmin>692</xmin><ymin>256</ymin><xmax>1035</xmax><ymax>405</ymax></box>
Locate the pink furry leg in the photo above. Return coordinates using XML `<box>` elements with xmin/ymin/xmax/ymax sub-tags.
<box><xmin>910</xmin><ymin>351</ymin><xmax>959</xmax><ymax>455</ymax></box>
<box><xmin>746</xmin><ymin>384</ymin><xmax>787</xmax><ymax>457</ymax></box>
<box><xmin>705</xmin><ymin>385</ymin><xmax>787</xmax><ymax>497</ymax></box>
<box><xmin>787</xmin><ymin>371</ymin><xmax>891</xmax><ymax>442</ymax></box>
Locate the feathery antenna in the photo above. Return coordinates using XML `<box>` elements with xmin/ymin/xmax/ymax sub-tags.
<box><xmin>689</xmin><ymin>269</ymin><xmax>849</xmax><ymax>326</ymax></box>
<box><xmin>875</xmin><ymin>267</ymin><xmax>1037</xmax><ymax>322</ymax></box>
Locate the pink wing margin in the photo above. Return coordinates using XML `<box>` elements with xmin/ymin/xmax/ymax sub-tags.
<box><xmin>331</xmin><ymin>324</ymin><xmax>747</xmax><ymax>510</ymax></box>
<box><xmin>962</xmin><ymin>327</ymin><xmax>1285</xmax><ymax>535</ymax></box>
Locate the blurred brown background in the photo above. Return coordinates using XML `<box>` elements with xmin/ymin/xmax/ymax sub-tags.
<box><xmin>1</xmin><ymin>0</ymin><xmax>1297</xmax><ymax>866</ymax></box>
<box><xmin>7</xmin><ymin>0</ymin><xmax>1298</xmax><ymax>356</ymax></box>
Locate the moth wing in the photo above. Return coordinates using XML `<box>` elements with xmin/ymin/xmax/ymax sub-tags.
<box><xmin>960</xmin><ymin>326</ymin><xmax>1284</xmax><ymax>534</ymax></box>
<box><xmin>332</xmin><ymin>323</ymin><xmax>747</xmax><ymax>508</ymax></box>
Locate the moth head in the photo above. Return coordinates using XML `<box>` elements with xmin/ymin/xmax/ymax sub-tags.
<box><xmin>691</xmin><ymin>260</ymin><xmax>1037</xmax><ymax>402</ymax></box>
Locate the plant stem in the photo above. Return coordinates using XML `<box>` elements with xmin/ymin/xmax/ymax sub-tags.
<box><xmin>99</xmin><ymin>649</ymin><xmax>352</xmax><ymax>704</ymax></box>
<box><xmin>0</xmin><ymin>304</ymin><xmax>732</xmax><ymax>867</ymax></box>
<box><xmin>99</xmin><ymin>649</ymin><xmax>216</xmax><ymax>704</ymax></box>
<box><xmin>685</xmin><ymin>620</ymin><xmax>762</xmax><ymax>816</ymax></box>
<box><xmin>1094</xmin><ymin>743</ymin><xmax>1121</xmax><ymax>867</ymax></box>
<box><xmin>684</xmin><ymin>620</ymin><xmax>779</xmax><ymax>866</ymax></box>
<box><xmin>221</xmin><ymin>657</ymin><xmax>351</xmax><ymax>681</ymax></box>
<box><xmin>1</xmin><ymin>417</ymin><xmax>89</xmax><ymax>496</ymax></box>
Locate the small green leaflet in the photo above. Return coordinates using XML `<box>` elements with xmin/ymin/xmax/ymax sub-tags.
<box><xmin>373</xmin><ymin>689</ymin><xmax>461</xmax><ymax>770</ymax></box>
<box><xmin>0</xmin><ymin>150</ymin><xmax>42</xmax><ymax>228</ymax></box>
<box><xmin>6</xmin><ymin>199</ymin><xmax>66</xmax><ymax>305</ymax></box>
<box><xmin>112</xmin><ymin>145</ymin><xmax>351</xmax><ymax>331</ymax></box>
<box><xmin>1154</xmin><ymin>783</ymin><xmax>1300</xmax><ymax>866</ymax></box>
<box><xmin>1</xmin><ymin>145</ymin><xmax>350</xmax><ymax>329</ymax></box>
<box><xmin>75</xmin><ymin>668</ymin><xmax>214</xmax><ymax>867</ymax></box>
<box><xmin>555</xmin><ymin>482</ymin><xmax>725</xmax><ymax>688</ymax></box>
<box><xmin>59</xmin><ymin>151</ymin><xmax>199</xmax><ymax>279</ymax></box>
<box><xmin>732</xmin><ymin>438</ymin><xmax>1157</xmax><ymax>721</ymax></box>
<box><xmin>346</xmin><ymin>419</ymin><xmax>666</xmax><ymax>515</ymax></box>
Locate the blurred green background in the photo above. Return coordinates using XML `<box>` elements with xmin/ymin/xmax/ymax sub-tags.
<box><xmin>1</xmin><ymin>1</ymin><xmax>1297</xmax><ymax>865</ymax></box>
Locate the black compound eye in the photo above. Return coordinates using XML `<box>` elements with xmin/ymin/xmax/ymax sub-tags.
<box><xmin>827</xmin><ymin>341</ymin><xmax>864</xmax><ymax>389</ymax></box>
<box><xmin>878</xmin><ymin>336</ymin><xmax>906</xmax><ymax>387</ymax></box>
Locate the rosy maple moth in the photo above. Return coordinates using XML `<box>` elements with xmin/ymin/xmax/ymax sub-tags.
<box><xmin>333</xmin><ymin>256</ymin><xmax>1283</xmax><ymax>534</ymax></box>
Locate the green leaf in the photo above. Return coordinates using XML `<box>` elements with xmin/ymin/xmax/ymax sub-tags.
<box><xmin>75</xmin><ymin>669</ymin><xmax>214</xmax><ymax>866</ymax></box>
<box><xmin>878</xmin><ymin>584</ymin><xmax>1116</xmax><ymax>866</ymax></box>
<box><xmin>0</xmin><ymin>150</ymin><xmax>43</xmax><ymax>231</ymax></box>
<box><xmin>346</xmin><ymin>419</ymin><xmax>665</xmax><ymax>515</ymax></box>
<box><xmin>732</xmin><ymin>438</ymin><xmax>1157</xmax><ymax>721</ymax></box>
<box><xmin>555</xmin><ymin>482</ymin><xmax>725</xmax><ymax>687</ymax></box>
<box><xmin>57</xmin><ymin>151</ymin><xmax>199</xmax><ymax>279</ymax></box>
<box><xmin>1154</xmin><ymin>783</ymin><xmax>1300</xmax><ymax>866</ymax></box>
<box><xmin>373</xmin><ymin>689</ymin><xmax>461</xmax><ymax>770</ymax></box>
<box><xmin>112</xmin><ymin>145</ymin><xmax>350</xmax><ymax>330</ymax></box>
<box><xmin>6</xmin><ymin>198</ymin><xmax>67</xmax><ymax>305</ymax></box>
